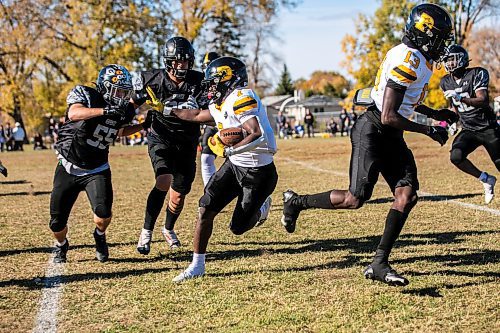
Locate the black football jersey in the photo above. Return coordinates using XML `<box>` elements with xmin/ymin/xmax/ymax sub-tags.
<box><xmin>132</xmin><ymin>69</ymin><xmax>205</xmax><ymax>144</ymax></box>
<box><xmin>440</xmin><ymin>67</ymin><xmax>496</xmax><ymax>131</ymax></box>
<box><xmin>55</xmin><ymin>85</ymin><xmax>136</xmax><ymax>169</ymax></box>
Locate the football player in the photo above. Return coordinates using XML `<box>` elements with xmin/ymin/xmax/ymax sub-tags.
<box><xmin>50</xmin><ymin>64</ymin><xmax>147</xmax><ymax>263</ymax></box>
<box><xmin>281</xmin><ymin>3</ymin><xmax>455</xmax><ymax>286</ymax></box>
<box><xmin>170</xmin><ymin>56</ymin><xmax>277</xmax><ymax>282</ymax></box>
<box><xmin>133</xmin><ymin>37</ymin><xmax>205</xmax><ymax>255</ymax></box>
<box><xmin>0</xmin><ymin>160</ymin><xmax>7</xmax><ymax>177</ymax></box>
<box><xmin>440</xmin><ymin>45</ymin><xmax>498</xmax><ymax>203</ymax></box>
<box><xmin>199</xmin><ymin>51</ymin><xmax>220</xmax><ymax>186</ymax></box>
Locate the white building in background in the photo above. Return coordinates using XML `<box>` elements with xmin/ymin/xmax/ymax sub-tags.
<box><xmin>284</xmin><ymin>95</ymin><xmax>344</xmax><ymax>123</ymax></box>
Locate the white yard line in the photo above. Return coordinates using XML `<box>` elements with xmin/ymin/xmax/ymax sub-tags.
<box><xmin>278</xmin><ymin>157</ymin><xmax>500</xmax><ymax>217</ymax></box>
<box><xmin>33</xmin><ymin>250</ymin><xmax>65</xmax><ymax>333</ymax></box>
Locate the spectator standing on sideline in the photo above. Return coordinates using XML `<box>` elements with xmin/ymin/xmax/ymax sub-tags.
<box><xmin>339</xmin><ymin>109</ymin><xmax>349</xmax><ymax>136</ymax></box>
<box><xmin>0</xmin><ymin>125</ymin><xmax>6</xmax><ymax>152</ymax></box>
<box><xmin>4</xmin><ymin>122</ymin><xmax>12</xmax><ymax>151</ymax></box>
<box><xmin>304</xmin><ymin>109</ymin><xmax>315</xmax><ymax>138</ymax></box>
<box><xmin>276</xmin><ymin>111</ymin><xmax>287</xmax><ymax>138</ymax></box>
<box><xmin>12</xmin><ymin>122</ymin><xmax>25</xmax><ymax>151</ymax></box>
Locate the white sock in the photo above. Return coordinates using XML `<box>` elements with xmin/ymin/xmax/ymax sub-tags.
<box><xmin>56</xmin><ymin>239</ymin><xmax>67</xmax><ymax>247</ymax></box>
<box><xmin>95</xmin><ymin>228</ymin><xmax>105</xmax><ymax>236</ymax></box>
<box><xmin>191</xmin><ymin>253</ymin><xmax>206</xmax><ymax>269</ymax></box>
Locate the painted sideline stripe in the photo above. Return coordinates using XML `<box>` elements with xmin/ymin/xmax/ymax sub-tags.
<box><xmin>278</xmin><ymin>157</ymin><xmax>500</xmax><ymax>217</ymax></box>
<box><xmin>33</xmin><ymin>249</ymin><xmax>64</xmax><ymax>333</ymax></box>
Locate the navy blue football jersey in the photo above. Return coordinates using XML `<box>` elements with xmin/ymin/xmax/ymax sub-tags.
<box><xmin>440</xmin><ymin>67</ymin><xmax>496</xmax><ymax>131</ymax></box>
<box><xmin>55</xmin><ymin>85</ymin><xmax>135</xmax><ymax>169</ymax></box>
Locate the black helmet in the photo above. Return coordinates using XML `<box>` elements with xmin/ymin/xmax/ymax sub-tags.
<box><xmin>96</xmin><ymin>64</ymin><xmax>133</xmax><ymax>108</ymax></box>
<box><xmin>201</xmin><ymin>51</ymin><xmax>220</xmax><ymax>72</ymax></box>
<box><xmin>202</xmin><ymin>56</ymin><xmax>248</xmax><ymax>105</ymax></box>
<box><xmin>443</xmin><ymin>44</ymin><xmax>469</xmax><ymax>73</ymax></box>
<box><xmin>163</xmin><ymin>36</ymin><xmax>195</xmax><ymax>79</ymax></box>
<box><xmin>404</xmin><ymin>3</ymin><xmax>454</xmax><ymax>61</ymax></box>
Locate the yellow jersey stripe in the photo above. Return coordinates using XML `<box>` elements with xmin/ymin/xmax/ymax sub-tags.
<box><xmin>395</xmin><ymin>65</ymin><xmax>417</xmax><ymax>80</ymax></box>
<box><xmin>390</xmin><ymin>69</ymin><xmax>413</xmax><ymax>83</ymax></box>
<box><xmin>234</xmin><ymin>96</ymin><xmax>256</xmax><ymax>108</ymax></box>
<box><xmin>234</xmin><ymin>103</ymin><xmax>258</xmax><ymax>114</ymax></box>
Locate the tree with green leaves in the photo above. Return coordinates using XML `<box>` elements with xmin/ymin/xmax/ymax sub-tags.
<box><xmin>274</xmin><ymin>64</ymin><xmax>294</xmax><ymax>95</ymax></box>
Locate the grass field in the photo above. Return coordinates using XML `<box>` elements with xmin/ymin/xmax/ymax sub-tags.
<box><xmin>0</xmin><ymin>134</ymin><xmax>499</xmax><ymax>332</ymax></box>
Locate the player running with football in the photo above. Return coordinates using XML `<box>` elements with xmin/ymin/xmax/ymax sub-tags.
<box><xmin>133</xmin><ymin>37</ymin><xmax>205</xmax><ymax>255</ymax></box>
<box><xmin>281</xmin><ymin>4</ymin><xmax>456</xmax><ymax>286</ymax></box>
<box><xmin>50</xmin><ymin>64</ymin><xmax>147</xmax><ymax>263</ymax></box>
<box><xmin>170</xmin><ymin>56</ymin><xmax>277</xmax><ymax>282</ymax></box>
<box><xmin>439</xmin><ymin>45</ymin><xmax>498</xmax><ymax>203</ymax></box>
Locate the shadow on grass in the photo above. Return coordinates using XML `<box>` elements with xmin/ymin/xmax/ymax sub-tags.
<box><xmin>0</xmin><ymin>190</ymin><xmax>52</xmax><ymax>197</ymax></box>
<box><xmin>1</xmin><ymin>230</ymin><xmax>498</xmax><ymax>290</ymax></box>
<box><xmin>0</xmin><ymin>180</ymin><xmax>30</xmax><ymax>185</ymax></box>
<box><xmin>366</xmin><ymin>192</ymin><xmax>482</xmax><ymax>205</ymax></box>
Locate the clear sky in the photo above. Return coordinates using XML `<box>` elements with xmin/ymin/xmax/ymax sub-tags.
<box><xmin>273</xmin><ymin>0</ymin><xmax>381</xmax><ymax>81</ymax></box>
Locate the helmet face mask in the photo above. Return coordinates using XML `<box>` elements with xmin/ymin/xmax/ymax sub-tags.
<box><xmin>96</xmin><ymin>65</ymin><xmax>133</xmax><ymax>109</ymax></box>
<box><xmin>443</xmin><ymin>45</ymin><xmax>469</xmax><ymax>73</ymax></box>
<box><xmin>163</xmin><ymin>37</ymin><xmax>195</xmax><ymax>80</ymax></box>
<box><xmin>202</xmin><ymin>57</ymin><xmax>248</xmax><ymax>105</ymax></box>
<box><xmin>404</xmin><ymin>3</ymin><xmax>454</xmax><ymax>61</ymax></box>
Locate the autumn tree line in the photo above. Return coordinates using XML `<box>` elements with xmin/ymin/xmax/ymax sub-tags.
<box><xmin>0</xmin><ymin>0</ymin><xmax>498</xmax><ymax>133</ymax></box>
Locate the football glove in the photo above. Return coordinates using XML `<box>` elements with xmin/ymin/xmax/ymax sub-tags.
<box><xmin>443</xmin><ymin>90</ymin><xmax>462</xmax><ymax>102</ymax></box>
<box><xmin>426</xmin><ymin>126</ymin><xmax>449</xmax><ymax>146</ymax></box>
<box><xmin>0</xmin><ymin>164</ymin><xmax>7</xmax><ymax>177</ymax></box>
<box><xmin>103</xmin><ymin>104</ymin><xmax>127</xmax><ymax>117</ymax></box>
<box><xmin>435</xmin><ymin>108</ymin><xmax>459</xmax><ymax>125</ymax></box>
<box><xmin>177</xmin><ymin>95</ymin><xmax>199</xmax><ymax>110</ymax></box>
<box><xmin>207</xmin><ymin>134</ymin><xmax>226</xmax><ymax>157</ymax></box>
<box><xmin>448</xmin><ymin>122</ymin><xmax>458</xmax><ymax>136</ymax></box>
<box><xmin>145</xmin><ymin>86</ymin><xmax>165</xmax><ymax>113</ymax></box>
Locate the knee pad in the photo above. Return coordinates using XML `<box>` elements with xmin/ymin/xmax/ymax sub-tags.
<box><xmin>94</xmin><ymin>204</ymin><xmax>112</xmax><ymax>219</ymax></box>
<box><xmin>49</xmin><ymin>216</ymin><xmax>67</xmax><ymax>233</ymax></box>
<box><xmin>450</xmin><ymin>149</ymin><xmax>464</xmax><ymax>166</ymax></box>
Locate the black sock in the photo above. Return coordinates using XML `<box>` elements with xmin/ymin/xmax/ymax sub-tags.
<box><xmin>144</xmin><ymin>187</ymin><xmax>167</xmax><ymax>231</ymax></box>
<box><xmin>164</xmin><ymin>209</ymin><xmax>181</xmax><ymax>230</ymax></box>
<box><xmin>297</xmin><ymin>191</ymin><xmax>333</xmax><ymax>209</ymax></box>
<box><xmin>373</xmin><ymin>209</ymin><xmax>408</xmax><ymax>264</ymax></box>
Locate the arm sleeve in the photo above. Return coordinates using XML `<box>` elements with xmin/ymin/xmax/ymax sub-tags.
<box><xmin>66</xmin><ymin>86</ymin><xmax>91</xmax><ymax>107</ymax></box>
<box><xmin>473</xmin><ymin>68</ymin><xmax>489</xmax><ymax>91</ymax></box>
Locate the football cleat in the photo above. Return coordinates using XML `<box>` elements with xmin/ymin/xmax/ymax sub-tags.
<box><xmin>93</xmin><ymin>228</ymin><xmax>109</xmax><ymax>262</ymax></box>
<box><xmin>161</xmin><ymin>227</ymin><xmax>181</xmax><ymax>249</ymax></box>
<box><xmin>137</xmin><ymin>228</ymin><xmax>153</xmax><ymax>255</ymax></box>
<box><xmin>482</xmin><ymin>175</ymin><xmax>496</xmax><ymax>204</ymax></box>
<box><xmin>0</xmin><ymin>164</ymin><xmax>7</xmax><ymax>177</ymax></box>
<box><xmin>281</xmin><ymin>190</ymin><xmax>302</xmax><ymax>233</ymax></box>
<box><xmin>255</xmin><ymin>196</ymin><xmax>272</xmax><ymax>227</ymax></box>
<box><xmin>364</xmin><ymin>263</ymin><xmax>409</xmax><ymax>287</ymax></box>
<box><xmin>172</xmin><ymin>265</ymin><xmax>205</xmax><ymax>283</ymax></box>
<box><xmin>53</xmin><ymin>239</ymin><xmax>69</xmax><ymax>263</ymax></box>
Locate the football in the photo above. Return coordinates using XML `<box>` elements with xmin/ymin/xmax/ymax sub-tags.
<box><xmin>219</xmin><ymin>127</ymin><xmax>244</xmax><ymax>146</ymax></box>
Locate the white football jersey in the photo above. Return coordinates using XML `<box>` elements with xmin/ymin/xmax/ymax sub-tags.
<box><xmin>209</xmin><ymin>88</ymin><xmax>277</xmax><ymax>168</ymax></box>
<box><xmin>371</xmin><ymin>43</ymin><xmax>433</xmax><ymax>118</ymax></box>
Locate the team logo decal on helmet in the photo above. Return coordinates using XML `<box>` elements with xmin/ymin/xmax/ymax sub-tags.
<box><xmin>202</xmin><ymin>56</ymin><xmax>248</xmax><ymax>106</ymax></box>
<box><xmin>404</xmin><ymin>3</ymin><xmax>454</xmax><ymax>61</ymax></box>
<box><xmin>96</xmin><ymin>64</ymin><xmax>133</xmax><ymax>108</ymax></box>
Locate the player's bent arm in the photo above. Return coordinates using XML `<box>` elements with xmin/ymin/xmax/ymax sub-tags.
<box><xmin>225</xmin><ymin>116</ymin><xmax>266</xmax><ymax>156</ymax></box>
<box><xmin>462</xmin><ymin>89</ymin><xmax>489</xmax><ymax>109</ymax></box>
<box><xmin>171</xmin><ymin>108</ymin><xmax>214</xmax><ymax>123</ymax></box>
<box><xmin>68</xmin><ymin>103</ymin><xmax>104</xmax><ymax>121</ymax></box>
<box><xmin>118</xmin><ymin>124</ymin><xmax>143</xmax><ymax>137</ymax></box>
<box><xmin>381</xmin><ymin>85</ymin><xmax>428</xmax><ymax>134</ymax></box>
